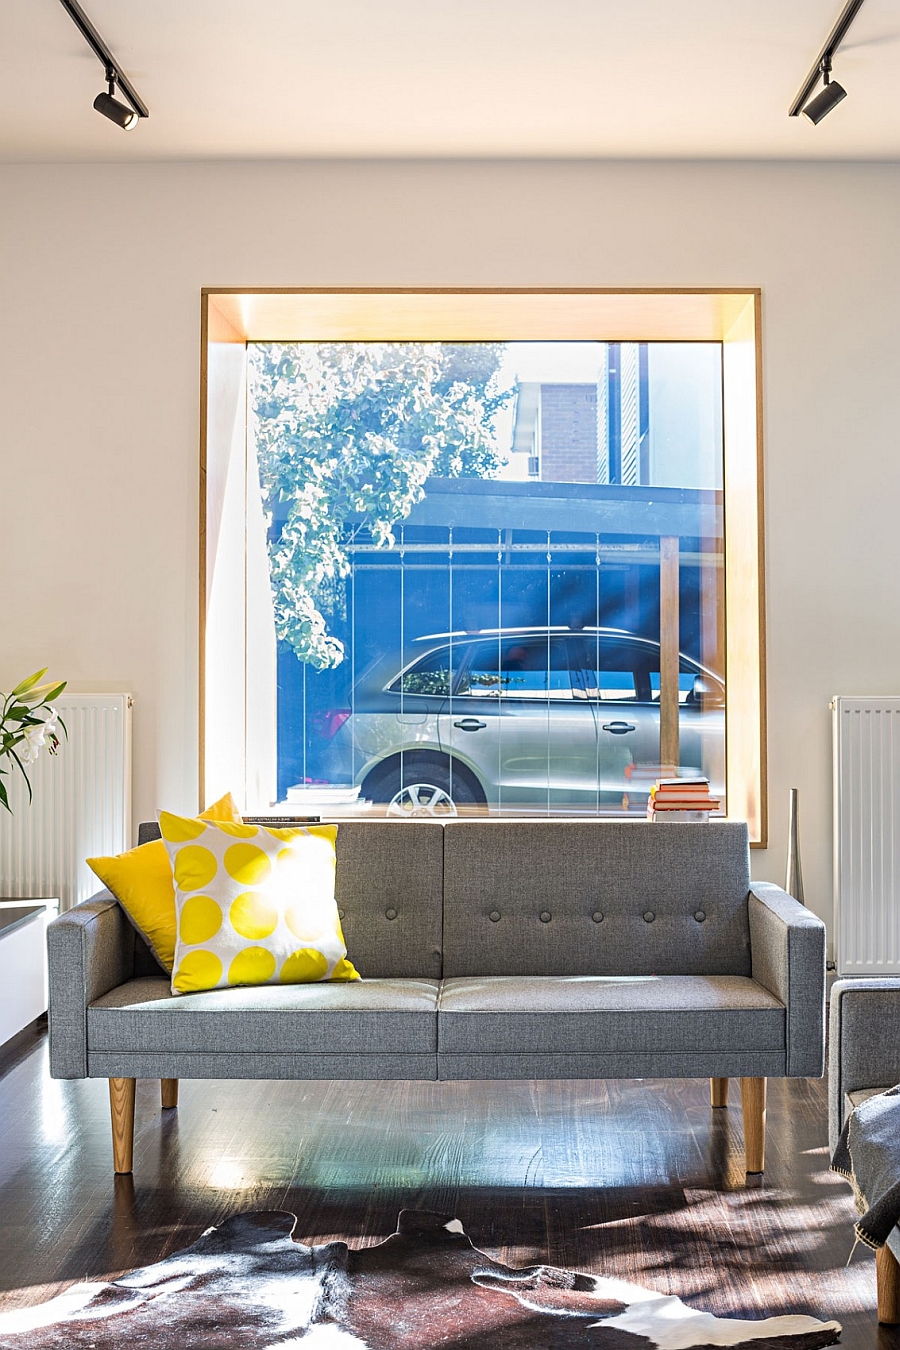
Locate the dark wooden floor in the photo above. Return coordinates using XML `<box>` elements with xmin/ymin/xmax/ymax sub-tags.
<box><xmin>0</xmin><ymin>1025</ymin><xmax>895</xmax><ymax>1347</ymax></box>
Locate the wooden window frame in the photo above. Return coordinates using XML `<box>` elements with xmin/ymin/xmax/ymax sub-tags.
<box><xmin>200</xmin><ymin>288</ymin><xmax>766</xmax><ymax>844</ymax></box>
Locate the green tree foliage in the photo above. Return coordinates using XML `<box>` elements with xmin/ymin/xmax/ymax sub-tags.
<box><xmin>251</xmin><ymin>342</ymin><xmax>510</xmax><ymax>669</ymax></box>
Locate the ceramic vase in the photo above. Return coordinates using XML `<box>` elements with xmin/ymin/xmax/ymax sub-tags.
<box><xmin>785</xmin><ymin>787</ymin><xmax>805</xmax><ymax>905</ymax></box>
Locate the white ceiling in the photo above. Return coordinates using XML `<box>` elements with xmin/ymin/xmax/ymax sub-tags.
<box><xmin>2</xmin><ymin>0</ymin><xmax>898</xmax><ymax>162</ymax></box>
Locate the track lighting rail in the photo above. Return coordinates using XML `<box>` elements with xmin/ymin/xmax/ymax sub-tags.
<box><xmin>58</xmin><ymin>0</ymin><xmax>149</xmax><ymax>120</ymax></box>
<box><xmin>789</xmin><ymin>0</ymin><xmax>866</xmax><ymax>117</ymax></box>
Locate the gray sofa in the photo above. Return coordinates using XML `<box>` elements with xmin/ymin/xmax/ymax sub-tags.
<box><xmin>829</xmin><ymin>978</ymin><xmax>900</xmax><ymax>1325</ymax></box>
<box><xmin>48</xmin><ymin>819</ymin><xmax>825</xmax><ymax>1176</ymax></box>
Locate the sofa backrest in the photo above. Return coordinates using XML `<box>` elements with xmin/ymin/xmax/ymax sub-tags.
<box><xmin>441</xmin><ymin>820</ymin><xmax>752</xmax><ymax>978</ymax></box>
<box><xmin>332</xmin><ymin>821</ymin><xmax>444</xmax><ymax>977</ymax></box>
<box><xmin>137</xmin><ymin>819</ymin><xmax>445</xmax><ymax>980</ymax></box>
<box><xmin>136</xmin><ymin>817</ymin><xmax>751</xmax><ymax>980</ymax></box>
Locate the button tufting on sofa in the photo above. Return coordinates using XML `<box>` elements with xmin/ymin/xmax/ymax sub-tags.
<box><xmin>539</xmin><ymin>911</ymin><xmax>551</xmax><ymax>923</ymax></box>
<box><xmin>592</xmin><ymin>910</ymin><xmax>604</xmax><ymax>923</ymax></box>
<box><xmin>695</xmin><ymin>910</ymin><xmax>706</xmax><ymax>922</ymax></box>
<box><xmin>489</xmin><ymin>911</ymin><xmax>501</xmax><ymax>923</ymax></box>
<box><xmin>385</xmin><ymin>908</ymin><xmax>397</xmax><ymax>921</ymax></box>
<box><xmin>643</xmin><ymin>910</ymin><xmax>655</xmax><ymax>922</ymax></box>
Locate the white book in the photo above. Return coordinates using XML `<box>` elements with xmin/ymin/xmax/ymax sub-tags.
<box><xmin>647</xmin><ymin>809</ymin><xmax>710</xmax><ymax>822</ymax></box>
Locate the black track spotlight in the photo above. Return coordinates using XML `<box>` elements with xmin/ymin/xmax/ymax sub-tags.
<box><xmin>93</xmin><ymin>73</ymin><xmax>139</xmax><ymax>130</ymax></box>
<box><xmin>802</xmin><ymin>58</ymin><xmax>848</xmax><ymax>124</ymax></box>
<box><xmin>789</xmin><ymin>0</ymin><xmax>864</xmax><ymax>122</ymax></box>
<box><xmin>58</xmin><ymin>0</ymin><xmax>148</xmax><ymax>129</ymax></box>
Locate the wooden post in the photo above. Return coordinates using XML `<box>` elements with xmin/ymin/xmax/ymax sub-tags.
<box><xmin>700</xmin><ymin>548</ymin><xmax>724</xmax><ymax>691</ymax></box>
<box><xmin>161</xmin><ymin>1078</ymin><xmax>179</xmax><ymax>1109</ymax></box>
<box><xmin>877</xmin><ymin>1245</ymin><xmax>900</xmax><ymax>1325</ymax></box>
<box><xmin>710</xmin><ymin>1077</ymin><xmax>729</xmax><ymax>1108</ymax></box>
<box><xmin>109</xmin><ymin>1077</ymin><xmax>136</xmax><ymax>1175</ymax></box>
<box><xmin>741</xmin><ymin>1076</ymin><xmax>766</xmax><ymax>1173</ymax></box>
<box><xmin>699</xmin><ymin>545</ymin><xmax>724</xmax><ymax>787</ymax></box>
<box><xmin>659</xmin><ymin>536</ymin><xmax>680</xmax><ymax>772</ymax></box>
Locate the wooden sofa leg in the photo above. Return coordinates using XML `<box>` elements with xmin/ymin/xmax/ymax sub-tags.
<box><xmin>109</xmin><ymin>1077</ymin><xmax>135</xmax><ymax>1175</ymax></box>
<box><xmin>710</xmin><ymin>1077</ymin><xmax>729</xmax><ymax>1107</ymax></box>
<box><xmin>877</xmin><ymin>1245</ymin><xmax>900</xmax><ymax>1325</ymax></box>
<box><xmin>161</xmin><ymin>1078</ymin><xmax>179</xmax><ymax>1109</ymax></box>
<box><xmin>741</xmin><ymin>1076</ymin><xmax>766</xmax><ymax>1173</ymax></box>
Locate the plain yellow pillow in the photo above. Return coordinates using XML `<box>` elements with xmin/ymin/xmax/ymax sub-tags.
<box><xmin>87</xmin><ymin>792</ymin><xmax>243</xmax><ymax>973</ymax></box>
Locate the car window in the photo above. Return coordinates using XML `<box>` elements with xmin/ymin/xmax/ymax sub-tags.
<box><xmin>577</xmin><ymin>642</ymin><xmax>723</xmax><ymax>705</ymax></box>
<box><xmin>458</xmin><ymin>637</ymin><xmax>574</xmax><ymax>700</ymax></box>
<box><xmin>649</xmin><ymin>662</ymin><xmax>715</xmax><ymax>704</ymax></box>
<box><xmin>575</xmin><ymin>641</ymin><xmax>644</xmax><ymax>701</ymax></box>
<box><xmin>388</xmin><ymin>646</ymin><xmax>456</xmax><ymax>697</ymax></box>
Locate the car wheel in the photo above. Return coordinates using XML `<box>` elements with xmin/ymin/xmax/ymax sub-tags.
<box><xmin>387</xmin><ymin>781</ymin><xmax>458</xmax><ymax>818</ymax></box>
<box><xmin>363</xmin><ymin>758</ymin><xmax>483</xmax><ymax>818</ymax></box>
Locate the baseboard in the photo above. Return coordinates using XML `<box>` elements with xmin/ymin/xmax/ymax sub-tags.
<box><xmin>0</xmin><ymin>1014</ymin><xmax>47</xmax><ymax>1080</ymax></box>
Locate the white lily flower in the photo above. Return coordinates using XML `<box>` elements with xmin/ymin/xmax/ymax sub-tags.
<box><xmin>20</xmin><ymin>722</ymin><xmax>48</xmax><ymax>765</ymax></box>
<box><xmin>1</xmin><ymin>673</ymin><xmax>67</xmax><ymax>815</ymax></box>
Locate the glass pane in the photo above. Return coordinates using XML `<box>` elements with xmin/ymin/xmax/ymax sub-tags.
<box><xmin>247</xmin><ymin>339</ymin><xmax>726</xmax><ymax>818</ymax></box>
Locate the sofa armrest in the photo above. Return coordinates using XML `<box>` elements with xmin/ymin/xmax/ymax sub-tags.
<box><xmin>748</xmin><ymin>881</ymin><xmax>826</xmax><ymax>1079</ymax></box>
<box><xmin>829</xmin><ymin>978</ymin><xmax>900</xmax><ymax>1152</ymax></box>
<box><xmin>48</xmin><ymin>890</ymin><xmax>133</xmax><ymax>1079</ymax></box>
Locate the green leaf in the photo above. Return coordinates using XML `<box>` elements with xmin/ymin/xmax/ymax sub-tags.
<box><xmin>7</xmin><ymin>747</ymin><xmax>32</xmax><ymax>804</ymax></box>
<box><xmin>10</xmin><ymin>670</ymin><xmax>47</xmax><ymax>698</ymax></box>
<box><xmin>2</xmin><ymin>704</ymin><xmax>31</xmax><ymax>722</ymax></box>
<box><xmin>0</xmin><ymin>779</ymin><xmax>9</xmax><ymax>813</ymax></box>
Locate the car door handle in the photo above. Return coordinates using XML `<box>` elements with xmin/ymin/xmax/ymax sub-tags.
<box><xmin>602</xmin><ymin>721</ymin><xmax>636</xmax><ymax>734</ymax></box>
<box><xmin>453</xmin><ymin>718</ymin><xmax>487</xmax><ymax>731</ymax></box>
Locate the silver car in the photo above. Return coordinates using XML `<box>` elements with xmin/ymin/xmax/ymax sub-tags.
<box><xmin>323</xmin><ymin>627</ymin><xmax>725</xmax><ymax>817</ymax></box>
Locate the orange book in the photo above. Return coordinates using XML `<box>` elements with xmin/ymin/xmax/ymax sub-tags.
<box><xmin>650</xmin><ymin>800</ymin><xmax>720</xmax><ymax>811</ymax></box>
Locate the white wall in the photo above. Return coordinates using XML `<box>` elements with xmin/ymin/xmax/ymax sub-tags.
<box><xmin>2</xmin><ymin>159</ymin><xmax>899</xmax><ymax>946</ymax></box>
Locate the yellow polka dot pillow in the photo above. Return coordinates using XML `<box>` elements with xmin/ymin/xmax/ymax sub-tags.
<box><xmin>159</xmin><ymin>813</ymin><xmax>360</xmax><ymax>995</ymax></box>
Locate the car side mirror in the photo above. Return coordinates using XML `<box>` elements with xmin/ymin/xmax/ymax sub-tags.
<box><xmin>690</xmin><ymin>675</ymin><xmax>722</xmax><ymax>709</ymax></box>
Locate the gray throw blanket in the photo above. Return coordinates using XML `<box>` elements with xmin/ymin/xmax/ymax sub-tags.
<box><xmin>832</xmin><ymin>1082</ymin><xmax>900</xmax><ymax>1250</ymax></box>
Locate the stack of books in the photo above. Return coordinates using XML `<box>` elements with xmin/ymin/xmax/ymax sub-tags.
<box><xmin>647</xmin><ymin>776</ymin><xmax>720</xmax><ymax>821</ymax></box>
<box><xmin>622</xmin><ymin>763</ymin><xmax>677</xmax><ymax>812</ymax></box>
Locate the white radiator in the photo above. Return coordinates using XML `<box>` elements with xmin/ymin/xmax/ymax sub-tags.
<box><xmin>833</xmin><ymin>696</ymin><xmax>900</xmax><ymax>976</ymax></box>
<box><xmin>0</xmin><ymin>694</ymin><xmax>132</xmax><ymax>910</ymax></box>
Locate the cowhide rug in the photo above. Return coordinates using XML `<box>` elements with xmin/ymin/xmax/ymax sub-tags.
<box><xmin>0</xmin><ymin>1209</ymin><xmax>840</xmax><ymax>1349</ymax></box>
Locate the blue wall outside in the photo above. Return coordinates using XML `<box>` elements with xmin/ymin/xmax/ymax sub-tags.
<box><xmin>275</xmin><ymin>478</ymin><xmax>722</xmax><ymax>798</ymax></box>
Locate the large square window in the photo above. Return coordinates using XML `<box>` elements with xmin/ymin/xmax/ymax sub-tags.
<box><xmin>202</xmin><ymin>291</ymin><xmax>765</xmax><ymax>841</ymax></box>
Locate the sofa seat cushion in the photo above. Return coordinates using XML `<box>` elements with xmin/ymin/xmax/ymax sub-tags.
<box><xmin>847</xmin><ymin>1087</ymin><xmax>895</xmax><ymax>1111</ymax></box>
<box><xmin>89</xmin><ymin>976</ymin><xmax>439</xmax><ymax>1055</ymax></box>
<box><xmin>437</xmin><ymin>974</ymin><xmax>784</xmax><ymax>1054</ymax></box>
